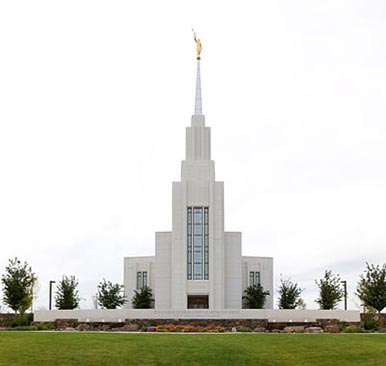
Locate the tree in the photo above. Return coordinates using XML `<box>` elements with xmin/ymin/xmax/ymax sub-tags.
<box><xmin>356</xmin><ymin>263</ymin><xmax>386</xmax><ymax>313</ymax></box>
<box><xmin>55</xmin><ymin>275</ymin><xmax>80</xmax><ymax>310</ymax></box>
<box><xmin>1</xmin><ymin>257</ymin><xmax>37</xmax><ymax>314</ymax></box>
<box><xmin>315</xmin><ymin>270</ymin><xmax>343</xmax><ymax>310</ymax></box>
<box><xmin>97</xmin><ymin>279</ymin><xmax>127</xmax><ymax>309</ymax></box>
<box><xmin>131</xmin><ymin>286</ymin><xmax>154</xmax><ymax>309</ymax></box>
<box><xmin>278</xmin><ymin>278</ymin><xmax>303</xmax><ymax>309</ymax></box>
<box><xmin>242</xmin><ymin>284</ymin><xmax>270</xmax><ymax>309</ymax></box>
<box><xmin>297</xmin><ymin>298</ymin><xmax>307</xmax><ymax>310</ymax></box>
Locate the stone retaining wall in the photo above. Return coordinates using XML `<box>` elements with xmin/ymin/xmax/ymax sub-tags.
<box><xmin>42</xmin><ymin>317</ymin><xmax>360</xmax><ymax>333</ymax></box>
<box><xmin>361</xmin><ymin>313</ymin><xmax>386</xmax><ymax>328</ymax></box>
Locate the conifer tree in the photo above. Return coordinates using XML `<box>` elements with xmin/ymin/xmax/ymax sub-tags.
<box><xmin>55</xmin><ymin>275</ymin><xmax>80</xmax><ymax>310</ymax></box>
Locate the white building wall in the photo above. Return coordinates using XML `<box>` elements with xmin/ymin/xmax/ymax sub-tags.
<box><xmin>155</xmin><ymin>232</ymin><xmax>172</xmax><ymax>309</ymax></box>
<box><xmin>224</xmin><ymin>232</ymin><xmax>242</xmax><ymax>308</ymax></box>
<box><xmin>123</xmin><ymin>256</ymin><xmax>155</xmax><ymax>309</ymax></box>
<box><xmin>171</xmin><ymin>181</ymin><xmax>187</xmax><ymax>310</ymax></box>
<box><xmin>242</xmin><ymin>256</ymin><xmax>274</xmax><ymax>309</ymax></box>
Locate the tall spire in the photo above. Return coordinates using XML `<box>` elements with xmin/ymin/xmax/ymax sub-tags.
<box><xmin>193</xmin><ymin>30</ymin><xmax>203</xmax><ymax>116</ymax></box>
<box><xmin>194</xmin><ymin>61</ymin><xmax>202</xmax><ymax>115</ymax></box>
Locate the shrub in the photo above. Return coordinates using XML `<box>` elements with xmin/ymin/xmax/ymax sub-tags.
<box><xmin>154</xmin><ymin>324</ymin><xmax>225</xmax><ymax>333</ymax></box>
<box><xmin>140</xmin><ymin>325</ymin><xmax>147</xmax><ymax>332</ymax></box>
<box><xmin>363</xmin><ymin>319</ymin><xmax>379</xmax><ymax>331</ymax></box>
<box><xmin>239</xmin><ymin>326</ymin><xmax>252</xmax><ymax>332</ymax></box>
<box><xmin>10</xmin><ymin>314</ymin><xmax>33</xmax><ymax>328</ymax></box>
<box><xmin>8</xmin><ymin>325</ymin><xmax>39</xmax><ymax>331</ymax></box>
<box><xmin>36</xmin><ymin>323</ymin><xmax>55</xmax><ymax>331</ymax></box>
<box><xmin>338</xmin><ymin>321</ymin><xmax>348</xmax><ymax>332</ymax></box>
<box><xmin>343</xmin><ymin>326</ymin><xmax>363</xmax><ymax>333</ymax></box>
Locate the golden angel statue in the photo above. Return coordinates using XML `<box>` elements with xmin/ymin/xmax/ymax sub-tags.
<box><xmin>192</xmin><ymin>29</ymin><xmax>202</xmax><ymax>60</ymax></box>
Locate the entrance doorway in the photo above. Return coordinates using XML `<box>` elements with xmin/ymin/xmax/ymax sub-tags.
<box><xmin>188</xmin><ymin>295</ymin><xmax>209</xmax><ymax>309</ymax></box>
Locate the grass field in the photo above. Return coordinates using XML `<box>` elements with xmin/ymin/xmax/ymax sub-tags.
<box><xmin>0</xmin><ymin>332</ymin><xmax>386</xmax><ymax>366</ymax></box>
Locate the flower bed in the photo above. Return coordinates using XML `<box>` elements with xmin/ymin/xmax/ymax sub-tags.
<box><xmin>152</xmin><ymin>324</ymin><xmax>225</xmax><ymax>333</ymax></box>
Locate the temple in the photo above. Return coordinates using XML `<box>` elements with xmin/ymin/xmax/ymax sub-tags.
<box><xmin>123</xmin><ymin>40</ymin><xmax>273</xmax><ymax>310</ymax></box>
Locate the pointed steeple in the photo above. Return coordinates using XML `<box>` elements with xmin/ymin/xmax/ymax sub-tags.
<box><xmin>192</xmin><ymin>30</ymin><xmax>203</xmax><ymax>116</ymax></box>
<box><xmin>194</xmin><ymin>60</ymin><xmax>202</xmax><ymax>115</ymax></box>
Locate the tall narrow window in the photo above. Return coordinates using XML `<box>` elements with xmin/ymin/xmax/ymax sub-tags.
<box><xmin>136</xmin><ymin>271</ymin><xmax>148</xmax><ymax>289</ymax></box>
<box><xmin>137</xmin><ymin>271</ymin><xmax>142</xmax><ymax>289</ymax></box>
<box><xmin>143</xmin><ymin>271</ymin><xmax>148</xmax><ymax>287</ymax></box>
<box><xmin>249</xmin><ymin>271</ymin><xmax>261</xmax><ymax>286</ymax></box>
<box><xmin>187</xmin><ymin>206</ymin><xmax>209</xmax><ymax>280</ymax></box>
<box><xmin>187</xmin><ymin>208</ymin><xmax>193</xmax><ymax>280</ymax></box>
<box><xmin>193</xmin><ymin>207</ymin><xmax>203</xmax><ymax>280</ymax></box>
<box><xmin>249</xmin><ymin>271</ymin><xmax>254</xmax><ymax>286</ymax></box>
<box><xmin>204</xmin><ymin>207</ymin><xmax>209</xmax><ymax>280</ymax></box>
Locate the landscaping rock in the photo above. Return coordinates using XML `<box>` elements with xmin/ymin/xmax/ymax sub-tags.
<box><xmin>271</xmin><ymin>329</ymin><xmax>284</xmax><ymax>333</ymax></box>
<box><xmin>253</xmin><ymin>327</ymin><xmax>266</xmax><ymax>333</ymax></box>
<box><xmin>123</xmin><ymin>323</ymin><xmax>139</xmax><ymax>332</ymax></box>
<box><xmin>305</xmin><ymin>327</ymin><xmax>324</xmax><ymax>334</ymax></box>
<box><xmin>77</xmin><ymin>323</ymin><xmax>91</xmax><ymax>331</ymax></box>
<box><xmin>284</xmin><ymin>326</ymin><xmax>305</xmax><ymax>334</ymax></box>
<box><xmin>324</xmin><ymin>325</ymin><xmax>340</xmax><ymax>333</ymax></box>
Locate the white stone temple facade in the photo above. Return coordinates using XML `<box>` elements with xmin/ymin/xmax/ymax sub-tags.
<box><xmin>124</xmin><ymin>57</ymin><xmax>273</xmax><ymax>310</ymax></box>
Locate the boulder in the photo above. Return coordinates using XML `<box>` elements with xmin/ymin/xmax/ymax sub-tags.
<box><xmin>284</xmin><ymin>326</ymin><xmax>305</xmax><ymax>334</ymax></box>
<box><xmin>324</xmin><ymin>325</ymin><xmax>340</xmax><ymax>333</ymax></box>
<box><xmin>253</xmin><ymin>327</ymin><xmax>266</xmax><ymax>333</ymax></box>
<box><xmin>305</xmin><ymin>326</ymin><xmax>324</xmax><ymax>334</ymax></box>
<box><xmin>123</xmin><ymin>323</ymin><xmax>139</xmax><ymax>332</ymax></box>
<box><xmin>76</xmin><ymin>323</ymin><xmax>91</xmax><ymax>331</ymax></box>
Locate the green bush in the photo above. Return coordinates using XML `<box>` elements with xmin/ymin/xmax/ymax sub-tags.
<box><xmin>8</xmin><ymin>325</ymin><xmax>39</xmax><ymax>331</ymax></box>
<box><xmin>239</xmin><ymin>326</ymin><xmax>252</xmax><ymax>332</ymax></box>
<box><xmin>338</xmin><ymin>321</ymin><xmax>348</xmax><ymax>331</ymax></box>
<box><xmin>140</xmin><ymin>325</ymin><xmax>147</xmax><ymax>332</ymax></box>
<box><xmin>10</xmin><ymin>314</ymin><xmax>33</xmax><ymax>328</ymax></box>
<box><xmin>363</xmin><ymin>319</ymin><xmax>379</xmax><ymax>331</ymax></box>
<box><xmin>36</xmin><ymin>323</ymin><xmax>55</xmax><ymax>331</ymax></box>
<box><xmin>343</xmin><ymin>326</ymin><xmax>363</xmax><ymax>333</ymax></box>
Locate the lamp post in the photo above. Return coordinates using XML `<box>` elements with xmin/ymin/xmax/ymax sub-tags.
<box><xmin>341</xmin><ymin>280</ymin><xmax>347</xmax><ymax>310</ymax></box>
<box><xmin>49</xmin><ymin>280</ymin><xmax>56</xmax><ymax>310</ymax></box>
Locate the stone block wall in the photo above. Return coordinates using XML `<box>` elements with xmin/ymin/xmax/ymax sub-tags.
<box><xmin>45</xmin><ymin>317</ymin><xmax>361</xmax><ymax>332</ymax></box>
<box><xmin>361</xmin><ymin>313</ymin><xmax>386</xmax><ymax>328</ymax></box>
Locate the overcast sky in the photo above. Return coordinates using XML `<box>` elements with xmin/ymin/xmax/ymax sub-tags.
<box><xmin>1</xmin><ymin>0</ymin><xmax>385</xmax><ymax>311</ymax></box>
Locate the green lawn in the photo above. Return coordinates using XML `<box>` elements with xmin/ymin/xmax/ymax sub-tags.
<box><xmin>0</xmin><ymin>332</ymin><xmax>385</xmax><ymax>366</ymax></box>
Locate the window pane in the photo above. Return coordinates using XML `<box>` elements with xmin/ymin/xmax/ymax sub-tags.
<box><xmin>187</xmin><ymin>206</ymin><xmax>208</xmax><ymax>281</ymax></box>
<box><xmin>137</xmin><ymin>272</ymin><xmax>142</xmax><ymax>289</ymax></box>
<box><xmin>194</xmin><ymin>224</ymin><xmax>202</xmax><ymax>235</ymax></box>
<box><xmin>193</xmin><ymin>208</ymin><xmax>202</xmax><ymax>223</ymax></box>
<box><xmin>143</xmin><ymin>272</ymin><xmax>148</xmax><ymax>287</ymax></box>
<box><xmin>193</xmin><ymin>235</ymin><xmax>202</xmax><ymax>246</ymax></box>
<box><xmin>249</xmin><ymin>271</ymin><xmax>254</xmax><ymax>286</ymax></box>
<box><xmin>255</xmin><ymin>272</ymin><xmax>260</xmax><ymax>285</ymax></box>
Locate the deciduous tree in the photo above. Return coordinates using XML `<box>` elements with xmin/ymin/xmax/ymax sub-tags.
<box><xmin>97</xmin><ymin>279</ymin><xmax>127</xmax><ymax>309</ymax></box>
<box><xmin>1</xmin><ymin>257</ymin><xmax>37</xmax><ymax>314</ymax></box>
<box><xmin>278</xmin><ymin>278</ymin><xmax>303</xmax><ymax>309</ymax></box>
<box><xmin>357</xmin><ymin>263</ymin><xmax>386</xmax><ymax>313</ymax></box>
